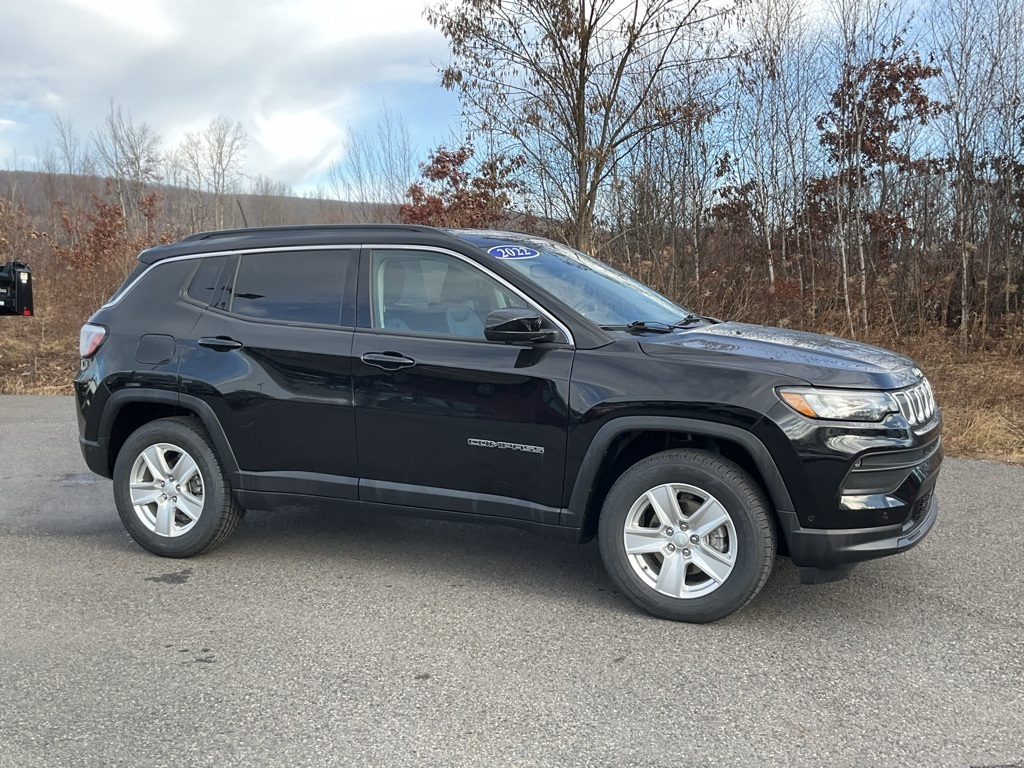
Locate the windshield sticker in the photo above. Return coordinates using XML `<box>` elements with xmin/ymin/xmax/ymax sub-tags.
<box><xmin>487</xmin><ymin>245</ymin><xmax>539</xmax><ymax>259</ymax></box>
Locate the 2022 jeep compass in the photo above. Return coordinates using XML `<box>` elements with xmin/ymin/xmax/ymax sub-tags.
<box><xmin>75</xmin><ymin>225</ymin><xmax>942</xmax><ymax>622</ymax></box>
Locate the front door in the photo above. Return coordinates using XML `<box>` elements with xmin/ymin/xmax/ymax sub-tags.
<box><xmin>352</xmin><ymin>247</ymin><xmax>573</xmax><ymax>523</ymax></box>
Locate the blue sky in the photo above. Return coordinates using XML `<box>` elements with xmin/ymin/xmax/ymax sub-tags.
<box><xmin>0</xmin><ymin>0</ymin><xmax>463</xmax><ymax>193</ymax></box>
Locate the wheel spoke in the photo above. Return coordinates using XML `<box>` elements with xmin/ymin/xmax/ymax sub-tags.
<box><xmin>175</xmin><ymin>490</ymin><xmax>203</xmax><ymax>521</ymax></box>
<box><xmin>624</xmin><ymin>526</ymin><xmax>668</xmax><ymax>555</ymax></box>
<box><xmin>655</xmin><ymin>550</ymin><xmax>687</xmax><ymax>597</ymax></box>
<box><xmin>690</xmin><ymin>546</ymin><xmax>733</xmax><ymax>584</ymax></box>
<box><xmin>154</xmin><ymin>500</ymin><xmax>174</xmax><ymax>536</ymax></box>
<box><xmin>141</xmin><ymin>446</ymin><xmax>169</xmax><ymax>482</ymax></box>
<box><xmin>689</xmin><ymin>498</ymin><xmax>730</xmax><ymax>537</ymax></box>
<box><xmin>130</xmin><ymin>485</ymin><xmax>163</xmax><ymax>506</ymax></box>
<box><xmin>173</xmin><ymin>452</ymin><xmax>200</xmax><ymax>485</ymax></box>
<box><xmin>646</xmin><ymin>485</ymin><xmax>682</xmax><ymax>529</ymax></box>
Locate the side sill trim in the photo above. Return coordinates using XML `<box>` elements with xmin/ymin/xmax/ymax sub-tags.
<box><xmin>234</xmin><ymin>491</ymin><xmax>577</xmax><ymax>541</ymax></box>
<box><xmin>359</xmin><ymin>478</ymin><xmax>563</xmax><ymax>526</ymax></box>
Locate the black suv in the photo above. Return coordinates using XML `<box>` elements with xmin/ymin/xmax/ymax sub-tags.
<box><xmin>75</xmin><ymin>225</ymin><xmax>941</xmax><ymax>622</ymax></box>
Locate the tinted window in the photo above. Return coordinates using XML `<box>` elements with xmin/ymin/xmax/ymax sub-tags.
<box><xmin>455</xmin><ymin>233</ymin><xmax>690</xmax><ymax>326</ymax></box>
<box><xmin>186</xmin><ymin>256</ymin><xmax>227</xmax><ymax>305</ymax></box>
<box><xmin>107</xmin><ymin>262</ymin><xmax>147</xmax><ymax>305</ymax></box>
<box><xmin>228</xmin><ymin>250</ymin><xmax>354</xmax><ymax>326</ymax></box>
<box><xmin>370</xmin><ymin>250</ymin><xmax>522</xmax><ymax>338</ymax></box>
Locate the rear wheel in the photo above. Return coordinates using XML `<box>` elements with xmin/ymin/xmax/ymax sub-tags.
<box><xmin>113</xmin><ymin>417</ymin><xmax>243</xmax><ymax>557</ymax></box>
<box><xmin>598</xmin><ymin>449</ymin><xmax>775</xmax><ymax>623</ymax></box>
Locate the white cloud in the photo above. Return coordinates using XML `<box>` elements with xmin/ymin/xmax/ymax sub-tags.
<box><xmin>253</xmin><ymin>107</ymin><xmax>347</xmax><ymax>182</ymax></box>
<box><xmin>0</xmin><ymin>0</ymin><xmax>458</xmax><ymax>186</ymax></box>
<box><xmin>58</xmin><ymin>0</ymin><xmax>177</xmax><ymax>42</ymax></box>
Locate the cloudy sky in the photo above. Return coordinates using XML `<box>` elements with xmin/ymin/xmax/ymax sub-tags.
<box><xmin>0</xmin><ymin>0</ymin><xmax>462</xmax><ymax>192</ymax></box>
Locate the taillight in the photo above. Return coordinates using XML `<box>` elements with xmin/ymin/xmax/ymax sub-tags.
<box><xmin>79</xmin><ymin>323</ymin><xmax>107</xmax><ymax>358</ymax></box>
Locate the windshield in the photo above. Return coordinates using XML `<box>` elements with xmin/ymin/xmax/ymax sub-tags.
<box><xmin>459</xmin><ymin>234</ymin><xmax>690</xmax><ymax>327</ymax></box>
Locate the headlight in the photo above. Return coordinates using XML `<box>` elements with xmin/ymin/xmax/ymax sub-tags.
<box><xmin>777</xmin><ymin>387</ymin><xmax>898</xmax><ymax>422</ymax></box>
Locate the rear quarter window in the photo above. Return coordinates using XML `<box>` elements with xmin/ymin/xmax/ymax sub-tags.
<box><xmin>186</xmin><ymin>256</ymin><xmax>229</xmax><ymax>306</ymax></box>
<box><xmin>106</xmin><ymin>263</ymin><xmax>148</xmax><ymax>305</ymax></box>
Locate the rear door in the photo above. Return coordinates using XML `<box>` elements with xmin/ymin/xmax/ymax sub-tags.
<box><xmin>179</xmin><ymin>247</ymin><xmax>360</xmax><ymax>499</ymax></box>
<box><xmin>352</xmin><ymin>246</ymin><xmax>574</xmax><ymax>523</ymax></box>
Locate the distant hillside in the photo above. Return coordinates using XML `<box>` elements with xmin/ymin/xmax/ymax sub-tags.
<box><xmin>0</xmin><ymin>169</ymin><xmax>401</xmax><ymax>231</ymax></box>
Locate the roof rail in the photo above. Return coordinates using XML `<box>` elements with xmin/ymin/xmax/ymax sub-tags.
<box><xmin>179</xmin><ymin>224</ymin><xmax>437</xmax><ymax>243</ymax></box>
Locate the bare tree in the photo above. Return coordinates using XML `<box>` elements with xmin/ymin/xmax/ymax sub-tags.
<box><xmin>726</xmin><ymin>0</ymin><xmax>824</xmax><ymax>293</ymax></box>
<box><xmin>327</xmin><ymin>105</ymin><xmax>416</xmax><ymax>222</ymax></box>
<box><xmin>34</xmin><ymin>115</ymin><xmax>94</xmax><ymax>240</ymax></box>
<box><xmin>179</xmin><ymin>115</ymin><xmax>249</xmax><ymax>229</ymax></box>
<box><xmin>245</xmin><ymin>174</ymin><xmax>295</xmax><ymax>227</ymax></box>
<box><xmin>930</xmin><ymin>0</ymin><xmax>1004</xmax><ymax>347</ymax></box>
<box><xmin>91</xmin><ymin>102</ymin><xmax>162</xmax><ymax>229</ymax></box>
<box><xmin>981</xmin><ymin>0</ymin><xmax>1024</xmax><ymax>334</ymax></box>
<box><xmin>606</xmin><ymin>45</ymin><xmax>726</xmax><ymax>300</ymax></box>
<box><xmin>428</xmin><ymin>0</ymin><xmax>735</xmax><ymax>251</ymax></box>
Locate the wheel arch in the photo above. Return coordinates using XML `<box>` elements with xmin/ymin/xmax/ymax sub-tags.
<box><xmin>99</xmin><ymin>390</ymin><xmax>239</xmax><ymax>481</ymax></box>
<box><xmin>566</xmin><ymin>417</ymin><xmax>794</xmax><ymax>544</ymax></box>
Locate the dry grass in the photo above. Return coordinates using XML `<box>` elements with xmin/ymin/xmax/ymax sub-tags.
<box><xmin>0</xmin><ymin>318</ymin><xmax>78</xmax><ymax>395</ymax></box>
<box><xmin>890</xmin><ymin>333</ymin><xmax>1024</xmax><ymax>463</ymax></box>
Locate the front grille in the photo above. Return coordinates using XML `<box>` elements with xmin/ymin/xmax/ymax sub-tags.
<box><xmin>892</xmin><ymin>378</ymin><xmax>937</xmax><ymax>429</ymax></box>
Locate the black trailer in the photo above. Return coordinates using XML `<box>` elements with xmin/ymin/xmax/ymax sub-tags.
<box><xmin>0</xmin><ymin>261</ymin><xmax>33</xmax><ymax>316</ymax></box>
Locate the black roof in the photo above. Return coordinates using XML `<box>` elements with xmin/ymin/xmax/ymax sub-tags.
<box><xmin>138</xmin><ymin>224</ymin><xmax>468</xmax><ymax>264</ymax></box>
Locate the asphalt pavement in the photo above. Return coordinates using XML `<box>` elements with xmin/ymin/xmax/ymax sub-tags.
<box><xmin>1</xmin><ymin>395</ymin><xmax>1021</xmax><ymax>767</ymax></box>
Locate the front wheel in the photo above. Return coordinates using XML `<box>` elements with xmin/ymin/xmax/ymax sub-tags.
<box><xmin>113</xmin><ymin>417</ymin><xmax>244</xmax><ymax>557</ymax></box>
<box><xmin>598</xmin><ymin>449</ymin><xmax>775</xmax><ymax>623</ymax></box>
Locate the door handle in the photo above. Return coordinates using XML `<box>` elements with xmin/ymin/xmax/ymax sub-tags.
<box><xmin>198</xmin><ymin>336</ymin><xmax>243</xmax><ymax>351</ymax></box>
<box><xmin>361</xmin><ymin>351</ymin><xmax>416</xmax><ymax>370</ymax></box>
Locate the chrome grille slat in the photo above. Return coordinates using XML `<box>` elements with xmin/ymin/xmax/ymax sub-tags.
<box><xmin>894</xmin><ymin>378</ymin><xmax>937</xmax><ymax>429</ymax></box>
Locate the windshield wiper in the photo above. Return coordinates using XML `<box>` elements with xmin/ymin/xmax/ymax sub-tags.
<box><xmin>671</xmin><ymin>313</ymin><xmax>721</xmax><ymax>327</ymax></box>
<box><xmin>599</xmin><ymin>320</ymin><xmax>674</xmax><ymax>334</ymax></box>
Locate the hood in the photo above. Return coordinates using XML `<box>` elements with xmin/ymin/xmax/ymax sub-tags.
<box><xmin>640</xmin><ymin>322</ymin><xmax>921</xmax><ymax>390</ymax></box>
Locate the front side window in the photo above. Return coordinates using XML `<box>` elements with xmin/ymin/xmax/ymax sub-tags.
<box><xmin>225</xmin><ymin>250</ymin><xmax>354</xmax><ymax>326</ymax></box>
<box><xmin>370</xmin><ymin>250</ymin><xmax>524</xmax><ymax>339</ymax></box>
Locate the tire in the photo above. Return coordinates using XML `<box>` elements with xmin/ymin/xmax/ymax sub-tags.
<box><xmin>112</xmin><ymin>417</ymin><xmax>244</xmax><ymax>557</ymax></box>
<box><xmin>598</xmin><ymin>449</ymin><xmax>776</xmax><ymax>623</ymax></box>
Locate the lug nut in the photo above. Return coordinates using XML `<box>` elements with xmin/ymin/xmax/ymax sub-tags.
<box><xmin>690</xmin><ymin>534</ymin><xmax>700</xmax><ymax>544</ymax></box>
<box><xmin>172</xmin><ymin>496</ymin><xmax>178</xmax><ymax>503</ymax></box>
<box><xmin>680</xmin><ymin>523</ymin><xmax>688</xmax><ymax>530</ymax></box>
<box><xmin>665</xmin><ymin>527</ymin><xmax>674</xmax><ymax>535</ymax></box>
<box><xmin>682</xmin><ymin>548</ymin><xmax>691</xmax><ymax>556</ymax></box>
<box><xmin>667</xmin><ymin>544</ymin><xmax>676</xmax><ymax>552</ymax></box>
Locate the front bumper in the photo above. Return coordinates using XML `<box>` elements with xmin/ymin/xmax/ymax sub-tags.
<box><xmin>779</xmin><ymin>485</ymin><xmax>938</xmax><ymax>582</ymax></box>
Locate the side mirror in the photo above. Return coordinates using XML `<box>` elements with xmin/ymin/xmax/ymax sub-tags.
<box><xmin>0</xmin><ymin>261</ymin><xmax>33</xmax><ymax>317</ymax></box>
<box><xmin>484</xmin><ymin>307</ymin><xmax>557</xmax><ymax>343</ymax></box>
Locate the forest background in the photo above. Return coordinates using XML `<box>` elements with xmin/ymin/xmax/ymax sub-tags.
<box><xmin>1</xmin><ymin>0</ymin><xmax>1022</xmax><ymax>461</ymax></box>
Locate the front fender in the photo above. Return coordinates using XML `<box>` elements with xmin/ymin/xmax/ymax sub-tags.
<box><xmin>563</xmin><ymin>416</ymin><xmax>795</xmax><ymax>533</ymax></box>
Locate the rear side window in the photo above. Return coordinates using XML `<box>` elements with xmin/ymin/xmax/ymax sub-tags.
<box><xmin>186</xmin><ymin>256</ymin><xmax>228</xmax><ymax>305</ymax></box>
<box><xmin>107</xmin><ymin>262</ymin><xmax>148</xmax><ymax>305</ymax></box>
<box><xmin>226</xmin><ymin>250</ymin><xmax>355</xmax><ymax>326</ymax></box>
